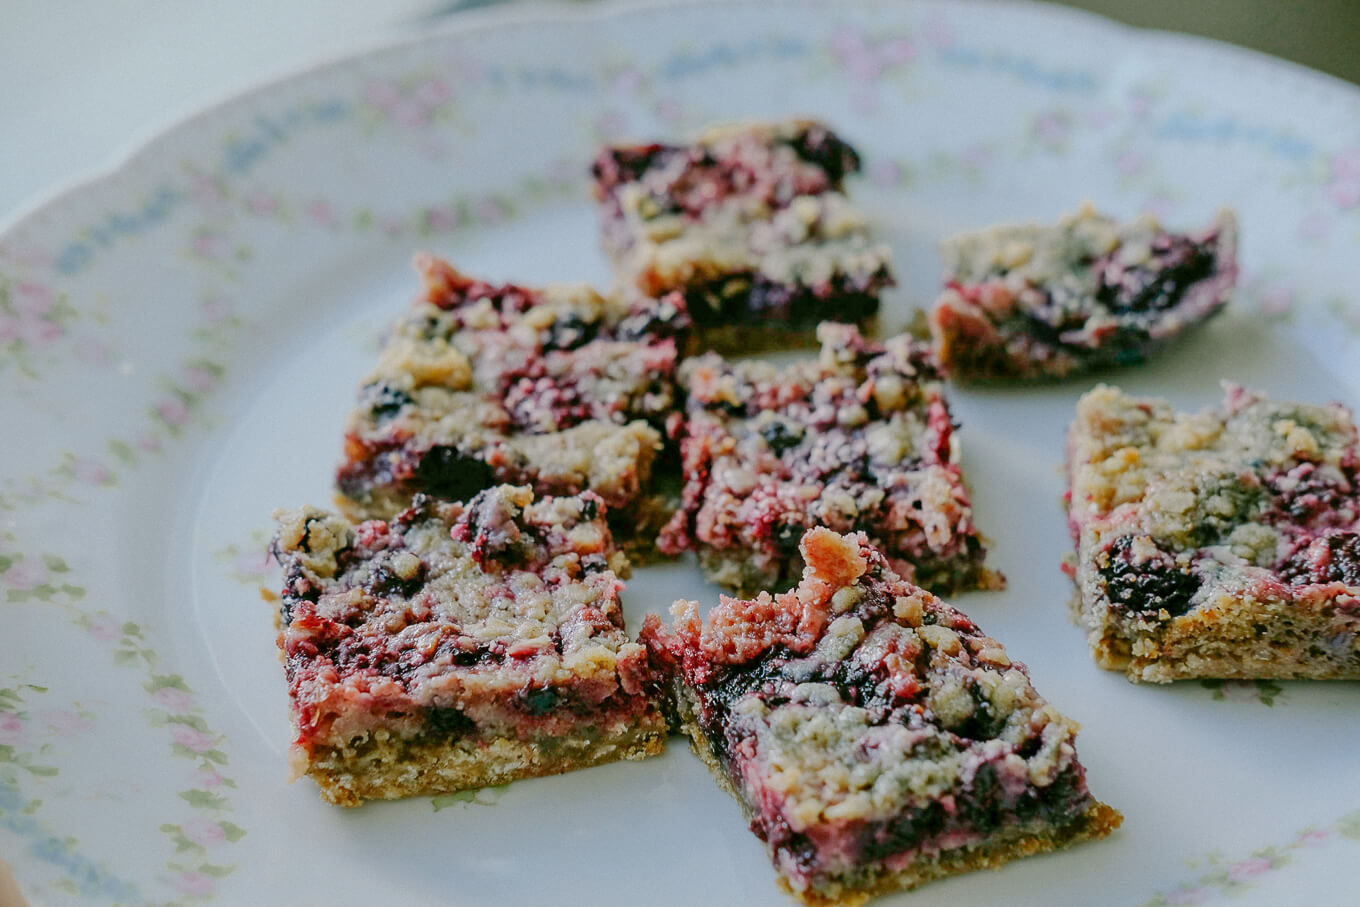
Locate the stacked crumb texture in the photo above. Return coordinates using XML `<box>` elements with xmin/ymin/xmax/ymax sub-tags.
<box><xmin>643</xmin><ymin>527</ymin><xmax>1120</xmax><ymax>906</ymax></box>
<box><xmin>334</xmin><ymin>254</ymin><xmax>686</xmax><ymax>546</ymax></box>
<box><xmin>272</xmin><ymin>485</ymin><xmax>666</xmax><ymax>806</ymax></box>
<box><xmin>660</xmin><ymin>321</ymin><xmax>1001</xmax><ymax>597</ymax></box>
<box><xmin>1067</xmin><ymin>383</ymin><xmax>1360</xmax><ymax>682</ymax></box>
<box><xmin>592</xmin><ymin>120</ymin><xmax>894</xmax><ymax>351</ymax></box>
<box><xmin>931</xmin><ymin>205</ymin><xmax>1237</xmax><ymax>380</ymax></box>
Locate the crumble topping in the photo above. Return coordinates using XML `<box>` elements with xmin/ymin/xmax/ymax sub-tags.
<box><xmin>1068</xmin><ymin>384</ymin><xmax>1360</xmax><ymax>681</ymax></box>
<box><xmin>932</xmin><ymin>204</ymin><xmax>1238</xmax><ymax>379</ymax></box>
<box><xmin>336</xmin><ymin>256</ymin><xmax>684</xmax><ymax>520</ymax></box>
<box><xmin>659</xmin><ymin>321</ymin><xmax>999</xmax><ymax>595</ymax></box>
<box><xmin>644</xmin><ymin>528</ymin><xmax>1114</xmax><ymax>894</ymax></box>
<box><xmin>591</xmin><ymin>120</ymin><xmax>893</xmax><ymax>336</ymax></box>
<box><xmin>273</xmin><ymin>485</ymin><xmax>655</xmax><ymax>754</ymax></box>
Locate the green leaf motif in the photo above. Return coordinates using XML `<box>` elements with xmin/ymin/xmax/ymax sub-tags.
<box><xmin>40</xmin><ymin>554</ymin><xmax>70</xmax><ymax>573</ymax></box>
<box><xmin>179</xmin><ymin>789</ymin><xmax>229</xmax><ymax>810</ymax></box>
<box><xmin>1338</xmin><ymin>810</ymin><xmax>1360</xmax><ymax>841</ymax></box>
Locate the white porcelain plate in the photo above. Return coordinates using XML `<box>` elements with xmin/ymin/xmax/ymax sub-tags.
<box><xmin>3</xmin><ymin>1</ymin><xmax>1359</xmax><ymax>904</ymax></box>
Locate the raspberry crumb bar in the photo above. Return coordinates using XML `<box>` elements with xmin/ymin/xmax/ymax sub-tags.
<box><xmin>335</xmin><ymin>255</ymin><xmax>684</xmax><ymax>547</ymax></box>
<box><xmin>930</xmin><ymin>205</ymin><xmax>1237</xmax><ymax>380</ymax></box>
<box><xmin>659</xmin><ymin>321</ymin><xmax>1001</xmax><ymax>596</ymax></box>
<box><xmin>642</xmin><ymin>527</ymin><xmax>1120</xmax><ymax>905</ymax></box>
<box><xmin>591</xmin><ymin>120</ymin><xmax>894</xmax><ymax>351</ymax></box>
<box><xmin>1067</xmin><ymin>384</ymin><xmax>1360</xmax><ymax>682</ymax></box>
<box><xmin>272</xmin><ymin>485</ymin><xmax>666</xmax><ymax>806</ymax></box>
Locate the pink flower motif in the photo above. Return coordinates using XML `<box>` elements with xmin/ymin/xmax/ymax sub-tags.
<box><xmin>1141</xmin><ymin>194</ymin><xmax>1176</xmax><ymax>220</ymax></box>
<box><xmin>474</xmin><ymin>198</ymin><xmax>507</xmax><ymax>226</ymax></box>
<box><xmin>1297</xmin><ymin>829</ymin><xmax>1331</xmax><ymax>847</ymax></box>
<box><xmin>38</xmin><ymin>710</ymin><xmax>93</xmax><ymax>737</ymax></box>
<box><xmin>545</xmin><ymin>157</ymin><xmax>575</xmax><ymax>187</ymax></box>
<box><xmin>3</xmin><ymin>557</ymin><xmax>48</xmax><ymax>591</ymax></box>
<box><xmin>1328</xmin><ymin>179</ymin><xmax>1360</xmax><ymax>209</ymax></box>
<box><xmin>1297</xmin><ymin>211</ymin><xmax>1332</xmax><ymax>241</ymax></box>
<box><xmin>191</xmin><ymin>174</ymin><xmax>228</xmax><ymax>211</ymax></box>
<box><xmin>654</xmin><ymin>98</ymin><xmax>683</xmax><ymax>124</ymax></box>
<box><xmin>869</xmin><ymin>159</ymin><xmax>901</xmax><ymax>188</ymax></box>
<box><xmin>170</xmin><ymin>872</ymin><xmax>215</xmax><ymax>897</ymax></box>
<box><xmin>137</xmin><ymin>433</ymin><xmax>163</xmax><ymax>453</ymax></box>
<box><xmin>181</xmin><ymin>365</ymin><xmax>217</xmax><ymax>393</ymax></box>
<box><xmin>247</xmin><ymin>193</ymin><xmax>278</xmax><ymax>216</ymax></box>
<box><xmin>425</xmin><ymin>206</ymin><xmax>458</xmax><ymax>233</ymax></box>
<box><xmin>308</xmin><ymin>200</ymin><xmax>339</xmax><ymax>229</ymax></box>
<box><xmin>193</xmin><ymin>768</ymin><xmax>227</xmax><ymax>789</ymax></box>
<box><xmin>73</xmin><ymin>338</ymin><xmax>114</xmax><ymax>367</ymax></box>
<box><xmin>362</xmin><ymin>80</ymin><xmax>401</xmax><ymax>109</ymax></box>
<box><xmin>232</xmin><ymin>548</ymin><xmax>272</xmax><ymax>577</ymax></box>
<box><xmin>829</xmin><ymin>27</ymin><xmax>867</xmax><ymax>62</ymax></box>
<box><xmin>961</xmin><ymin>144</ymin><xmax>991</xmax><ymax>169</ymax></box>
<box><xmin>0</xmin><ymin>713</ymin><xmax>26</xmax><ymax>747</ymax></box>
<box><xmin>1034</xmin><ymin>111</ymin><xmax>1069</xmax><ymax>145</ymax></box>
<box><xmin>1165</xmin><ymin>887</ymin><xmax>1210</xmax><ymax>905</ymax></box>
<box><xmin>170</xmin><ymin>725</ymin><xmax>217</xmax><ymax>753</ymax></box>
<box><xmin>200</xmin><ymin>296</ymin><xmax>233</xmax><ymax>323</ymax></box>
<box><xmin>879</xmin><ymin>37</ymin><xmax>916</xmax><ymax>65</ymax></box>
<box><xmin>1227</xmin><ymin>857</ymin><xmax>1272</xmax><ymax>883</ymax></box>
<box><xmin>593</xmin><ymin>110</ymin><xmax>627</xmax><ymax>138</ymax></box>
<box><xmin>86</xmin><ymin>613</ymin><xmax>121</xmax><ymax>641</ymax></box>
<box><xmin>381</xmin><ymin>216</ymin><xmax>408</xmax><ymax>238</ymax></box>
<box><xmin>412</xmin><ymin>78</ymin><xmax>451</xmax><ymax>109</ymax></box>
<box><xmin>1332</xmin><ymin>146</ymin><xmax>1360</xmax><ymax>179</ymax></box>
<box><xmin>1259</xmin><ymin>286</ymin><xmax>1294</xmax><ymax>317</ymax></box>
<box><xmin>153</xmin><ymin>687</ymin><xmax>196</xmax><ymax>713</ymax></box>
<box><xmin>72</xmin><ymin>457</ymin><xmax>111</xmax><ymax>486</ymax></box>
<box><xmin>1216</xmin><ymin>679</ymin><xmax>1262</xmax><ymax>703</ymax></box>
<box><xmin>192</xmin><ymin>232</ymin><xmax>228</xmax><ymax>260</ymax></box>
<box><xmin>1129</xmin><ymin>92</ymin><xmax>1152</xmax><ymax>119</ymax></box>
<box><xmin>157</xmin><ymin>398</ymin><xmax>189</xmax><ymax>427</ymax></box>
<box><xmin>1116</xmin><ymin>150</ymin><xmax>1146</xmax><ymax>176</ymax></box>
<box><xmin>181</xmin><ymin>817</ymin><xmax>227</xmax><ymax>847</ymax></box>
<box><xmin>0</xmin><ymin>311</ymin><xmax>62</xmax><ymax>347</ymax></box>
<box><xmin>612</xmin><ymin>68</ymin><xmax>643</xmax><ymax>96</ymax></box>
<box><xmin>14</xmin><ymin>282</ymin><xmax>53</xmax><ymax>316</ymax></box>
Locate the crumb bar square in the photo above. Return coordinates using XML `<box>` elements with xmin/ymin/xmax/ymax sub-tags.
<box><xmin>335</xmin><ymin>255</ymin><xmax>685</xmax><ymax>546</ymax></box>
<box><xmin>658</xmin><ymin>321</ymin><xmax>1001</xmax><ymax>596</ymax></box>
<box><xmin>930</xmin><ymin>205</ymin><xmax>1237</xmax><ymax>380</ymax></box>
<box><xmin>1067</xmin><ymin>383</ymin><xmax>1360</xmax><ymax>682</ymax></box>
<box><xmin>591</xmin><ymin>120</ymin><xmax>894</xmax><ymax>351</ymax></box>
<box><xmin>642</xmin><ymin>528</ymin><xmax>1120</xmax><ymax>906</ymax></box>
<box><xmin>272</xmin><ymin>485</ymin><xmax>667</xmax><ymax>806</ymax></box>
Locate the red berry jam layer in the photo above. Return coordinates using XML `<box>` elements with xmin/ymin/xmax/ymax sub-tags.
<box><xmin>272</xmin><ymin>485</ymin><xmax>665</xmax><ymax>804</ymax></box>
<box><xmin>642</xmin><ymin>528</ymin><xmax>1119</xmax><ymax>905</ymax></box>
<box><xmin>931</xmin><ymin>205</ymin><xmax>1237</xmax><ymax>380</ymax></box>
<box><xmin>658</xmin><ymin>321</ymin><xmax>1001</xmax><ymax>596</ymax></box>
<box><xmin>591</xmin><ymin>121</ymin><xmax>893</xmax><ymax>347</ymax></box>
<box><xmin>1068</xmin><ymin>383</ymin><xmax>1360</xmax><ymax>682</ymax></box>
<box><xmin>335</xmin><ymin>255</ymin><xmax>684</xmax><ymax>540</ymax></box>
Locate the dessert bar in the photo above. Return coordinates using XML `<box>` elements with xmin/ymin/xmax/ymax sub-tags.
<box><xmin>335</xmin><ymin>255</ymin><xmax>684</xmax><ymax>547</ymax></box>
<box><xmin>658</xmin><ymin>321</ymin><xmax>1000</xmax><ymax>596</ymax></box>
<box><xmin>643</xmin><ymin>527</ymin><xmax>1120</xmax><ymax>905</ymax></box>
<box><xmin>1067</xmin><ymin>383</ymin><xmax>1360</xmax><ymax>682</ymax></box>
<box><xmin>273</xmin><ymin>484</ymin><xmax>666</xmax><ymax>805</ymax></box>
<box><xmin>931</xmin><ymin>205</ymin><xmax>1237</xmax><ymax>380</ymax></box>
<box><xmin>592</xmin><ymin>120</ymin><xmax>894</xmax><ymax>351</ymax></box>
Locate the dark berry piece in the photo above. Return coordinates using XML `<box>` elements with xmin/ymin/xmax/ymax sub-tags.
<box><xmin>519</xmin><ymin>687</ymin><xmax>560</xmax><ymax>716</ymax></box>
<box><xmin>425</xmin><ymin>707</ymin><xmax>475</xmax><ymax>738</ymax></box>
<box><xmin>855</xmin><ymin>801</ymin><xmax>947</xmax><ymax>863</ymax></box>
<box><xmin>1099</xmin><ymin>535</ymin><xmax>1202</xmax><ymax>617</ymax></box>
<box><xmin>1096</xmin><ymin>235</ymin><xmax>1216</xmax><ymax>316</ymax></box>
<box><xmin>591</xmin><ymin>144</ymin><xmax>678</xmax><ymax>192</ymax></box>
<box><xmin>414</xmin><ymin>446</ymin><xmax>497</xmax><ymax>502</ymax></box>
<box><xmin>783</xmin><ymin>124</ymin><xmax>861</xmax><ymax>186</ymax></box>
<box><xmin>541</xmin><ymin>312</ymin><xmax>600</xmax><ymax>352</ymax></box>
<box><xmin>360</xmin><ymin>383</ymin><xmax>414</xmax><ymax>422</ymax></box>
<box><xmin>759</xmin><ymin>418</ymin><xmax>804</xmax><ymax>453</ymax></box>
<box><xmin>1280</xmin><ymin>532</ymin><xmax>1360</xmax><ymax>586</ymax></box>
